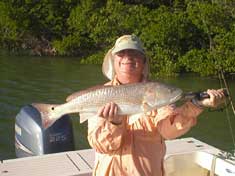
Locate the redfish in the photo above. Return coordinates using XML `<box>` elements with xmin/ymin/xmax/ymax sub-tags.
<box><xmin>32</xmin><ymin>82</ymin><xmax>183</xmax><ymax>129</ymax></box>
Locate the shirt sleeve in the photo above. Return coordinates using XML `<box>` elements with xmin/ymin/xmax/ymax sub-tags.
<box><xmin>156</xmin><ymin>101</ymin><xmax>204</xmax><ymax>139</ymax></box>
<box><xmin>87</xmin><ymin>115</ymin><xmax>126</xmax><ymax>154</ymax></box>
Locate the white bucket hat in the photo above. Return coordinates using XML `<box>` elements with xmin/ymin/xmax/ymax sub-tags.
<box><xmin>102</xmin><ymin>34</ymin><xmax>149</xmax><ymax>80</ymax></box>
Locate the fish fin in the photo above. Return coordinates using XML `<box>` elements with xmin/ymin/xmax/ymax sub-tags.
<box><xmin>32</xmin><ymin>103</ymin><xmax>61</xmax><ymax>129</ymax></box>
<box><xmin>79</xmin><ymin>112</ymin><xmax>96</xmax><ymax>123</ymax></box>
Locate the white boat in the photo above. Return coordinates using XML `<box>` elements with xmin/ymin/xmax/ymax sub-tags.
<box><xmin>164</xmin><ymin>138</ymin><xmax>235</xmax><ymax>176</ymax></box>
<box><xmin>2</xmin><ymin>137</ymin><xmax>235</xmax><ymax>176</ymax></box>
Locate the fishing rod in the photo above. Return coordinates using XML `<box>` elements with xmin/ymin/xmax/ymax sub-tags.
<box><xmin>219</xmin><ymin>71</ymin><xmax>235</xmax><ymax>116</ymax></box>
<box><xmin>219</xmin><ymin>70</ymin><xmax>235</xmax><ymax>156</ymax></box>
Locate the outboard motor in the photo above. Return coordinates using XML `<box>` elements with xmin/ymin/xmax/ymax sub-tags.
<box><xmin>15</xmin><ymin>104</ymin><xmax>75</xmax><ymax>158</ymax></box>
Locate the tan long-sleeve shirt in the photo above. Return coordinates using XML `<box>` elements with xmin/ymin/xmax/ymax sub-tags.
<box><xmin>87</xmin><ymin>79</ymin><xmax>203</xmax><ymax>176</ymax></box>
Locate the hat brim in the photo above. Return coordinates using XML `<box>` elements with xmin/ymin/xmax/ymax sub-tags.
<box><xmin>102</xmin><ymin>49</ymin><xmax>115</xmax><ymax>80</ymax></box>
<box><xmin>111</xmin><ymin>43</ymin><xmax>145</xmax><ymax>54</ymax></box>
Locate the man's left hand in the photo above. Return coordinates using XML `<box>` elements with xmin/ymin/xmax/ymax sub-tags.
<box><xmin>197</xmin><ymin>89</ymin><xmax>226</xmax><ymax>108</ymax></box>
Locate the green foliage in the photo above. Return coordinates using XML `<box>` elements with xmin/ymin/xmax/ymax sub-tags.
<box><xmin>181</xmin><ymin>1</ymin><xmax>235</xmax><ymax>75</ymax></box>
<box><xmin>2</xmin><ymin>0</ymin><xmax>235</xmax><ymax>76</ymax></box>
<box><xmin>80</xmin><ymin>51</ymin><xmax>105</xmax><ymax>64</ymax></box>
<box><xmin>213</xmin><ymin>29</ymin><xmax>235</xmax><ymax>73</ymax></box>
<box><xmin>55</xmin><ymin>0</ymin><xmax>149</xmax><ymax>57</ymax></box>
<box><xmin>187</xmin><ymin>1</ymin><xmax>232</xmax><ymax>36</ymax></box>
<box><xmin>88</xmin><ymin>1</ymin><xmax>149</xmax><ymax>46</ymax></box>
<box><xmin>179</xmin><ymin>49</ymin><xmax>216</xmax><ymax>76</ymax></box>
<box><xmin>142</xmin><ymin>6</ymin><xmax>198</xmax><ymax>55</ymax></box>
<box><xmin>149</xmin><ymin>47</ymin><xmax>180</xmax><ymax>77</ymax></box>
<box><xmin>53</xmin><ymin>0</ymin><xmax>106</xmax><ymax>56</ymax></box>
<box><xmin>8</xmin><ymin>0</ymin><xmax>78</xmax><ymax>39</ymax></box>
<box><xmin>0</xmin><ymin>2</ymin><xmax>18</xmax><ymax>49</ymax></box>
<box><xmin>140</xmin><ymin>6</ymin><xmax>204</xmax><ymax>76</ymax></box>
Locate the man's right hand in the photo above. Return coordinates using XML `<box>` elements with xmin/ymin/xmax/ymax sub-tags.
<box><xmin>98</xmin><ymin>102</ymin><xmax>123</xmax><ymax>125</ymax></box>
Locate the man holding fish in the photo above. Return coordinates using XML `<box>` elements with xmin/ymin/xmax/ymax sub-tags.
<box><xmin>87</xmin><ymin>34</ymin><xmax>226</xmax><ymax>176</ymax></box>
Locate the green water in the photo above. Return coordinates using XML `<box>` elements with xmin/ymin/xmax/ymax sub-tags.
<box><xmin>0</xmin><ymin>55</ymin><xmax>235</xmax><ymax>160</ymax></box>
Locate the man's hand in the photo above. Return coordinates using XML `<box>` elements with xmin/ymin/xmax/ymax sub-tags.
<box><xmin>197</xmin><ymin>89</ymin><xmax>226</xmax><ymax>108</ymax></box>
<box><xmin>97</xmin><ymin>102</ymin><xmax>124</xmax><ymax>125</ymax></box>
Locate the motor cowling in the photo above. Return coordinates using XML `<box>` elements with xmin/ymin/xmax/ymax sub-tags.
<box><xmin>15</xmin><ymin>105</ymin><xmax>75</xmax><ymax>158</ymax></box>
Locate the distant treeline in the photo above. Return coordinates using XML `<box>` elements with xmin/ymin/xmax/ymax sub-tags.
<box><xmin>1</xmin><ymin>0</ymin><xmax>235</xmax><ymax>76</ymax></box>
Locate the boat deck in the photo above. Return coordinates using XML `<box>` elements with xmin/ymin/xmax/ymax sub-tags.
<box><xmin>0</xmin><ymin>138</ymin><xmax>224</xmax><ymax>176</ymax></box>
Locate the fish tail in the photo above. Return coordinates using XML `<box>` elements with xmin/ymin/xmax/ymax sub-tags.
<box><xmin>32</xmin><ymin>103</ymin><xmax>62</xmax><ymax>129</ymax></box>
